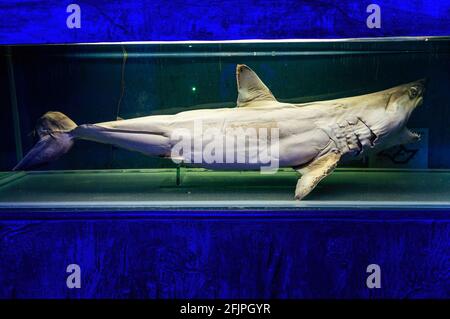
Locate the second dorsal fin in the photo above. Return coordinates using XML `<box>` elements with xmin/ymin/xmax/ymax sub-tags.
<box><xmin>236</xmin><ymin>64</ymin><xmax>277</xmax><ymax>107</ymax></box>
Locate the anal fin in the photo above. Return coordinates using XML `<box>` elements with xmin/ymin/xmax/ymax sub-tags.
<box><xmin>294</xmin><ymin>152</ymin><xmax>341</xmax><ymax>200</ymax></box>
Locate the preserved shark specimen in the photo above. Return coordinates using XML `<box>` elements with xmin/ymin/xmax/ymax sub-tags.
<box><xmin>14</xmin><ymin>65</ymin><xmax>425</xmax><ymax>200</ymax></box>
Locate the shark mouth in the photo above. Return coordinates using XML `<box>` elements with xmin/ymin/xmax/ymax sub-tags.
<box><xmin>408</xmin><ymin>128</ymin><xmax>421</xmax><ymax>141</ymax></box>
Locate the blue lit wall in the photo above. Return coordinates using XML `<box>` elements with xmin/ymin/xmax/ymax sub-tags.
<box><xmin>0</xmin><ymin>209</ymin><xmax>449</xmax><ymax>298</ymax></box>
<box><xmin>0</xmin><ymin>0</ymin><xmax>449</xmax><ymax>45</ymax></box>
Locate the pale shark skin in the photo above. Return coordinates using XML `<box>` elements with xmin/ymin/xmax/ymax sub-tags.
<box><xmin>14</xmin><ymin>65</ymin><xmax>425</xmax><ymax>200</ymax></box>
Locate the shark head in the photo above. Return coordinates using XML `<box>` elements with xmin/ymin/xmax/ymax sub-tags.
<box><xmin>385</xmin><ymin>78</ymin><xmax>426</xmax><ymax>118</ymax></box>
<box><xmin>358</xmin><ymin>78</ymin><xmax>426</xmax><ymax>145</ymax></box>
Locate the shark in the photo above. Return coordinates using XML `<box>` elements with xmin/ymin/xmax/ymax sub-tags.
<box><xmin>13</xmin><ymin>64</ymin><xmax>426</xmax><ymax>200</ymax></box>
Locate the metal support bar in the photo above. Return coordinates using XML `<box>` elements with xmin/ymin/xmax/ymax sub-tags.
<box><xmin>5</xmin><ymin>46</ymin><xmax>23</xmax><ymax>161</ymax></box>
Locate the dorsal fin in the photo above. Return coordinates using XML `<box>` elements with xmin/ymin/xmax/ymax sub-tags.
<box><xmin>236</xmin><ymin>64</ymin><xmax>277</xmax><ymax>107</ymax></box>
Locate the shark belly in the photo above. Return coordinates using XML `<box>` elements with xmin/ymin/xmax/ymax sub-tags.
<box><xmin>72</xmin><ymin>106</ymin><xmax>331</xmax><ymax>169</ymax></box>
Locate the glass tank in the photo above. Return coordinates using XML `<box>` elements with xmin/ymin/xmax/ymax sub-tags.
<box><xmin>1</xmin><ymin>37</ymin><xmax>449</xmax><ymax>210</ymax></box>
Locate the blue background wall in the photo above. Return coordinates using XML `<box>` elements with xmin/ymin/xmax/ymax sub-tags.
<box><xmin>0</xmin><ymin>0</ymin><xmax>449</xmax><ymax>44</ymax></box>
<box><xmin>1</xmin><ymin>209</ymin><xmax>449</xmax><ymax>299</ymax></box>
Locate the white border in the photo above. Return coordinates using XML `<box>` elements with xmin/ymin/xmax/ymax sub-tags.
<box><xmin>5</xmin><ymin>36</ymin><xmax>450</xmax><ymax>47</ymax></box>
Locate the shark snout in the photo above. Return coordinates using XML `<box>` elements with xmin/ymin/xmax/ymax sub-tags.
<box><xmin>412</xmin><ymin>78</ymin><xmax>427</xmax><ymax>108</ymax></box>
<box><xmin>413</xmin><ymin>78</ymin><xmax>427</xmax><ymax>96</ymax></box>
<box><xmin>416</xmin><ymin>78</ymin><xmax>427</xmax><ymax>86</ymax></box>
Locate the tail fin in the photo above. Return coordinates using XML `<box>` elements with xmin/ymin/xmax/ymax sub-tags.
<box><xmin>13</xmin><ymin>112</ymin><xmax>77</xmax><ymax>171</ymax></box>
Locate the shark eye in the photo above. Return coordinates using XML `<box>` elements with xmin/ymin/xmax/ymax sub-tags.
<box><xmin>409</xmin><ymin>86</ymin><xmax>419</xmax><ymax>99</ymax></box>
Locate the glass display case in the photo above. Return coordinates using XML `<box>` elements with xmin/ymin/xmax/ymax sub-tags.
<box><xmin>1</xmin><ymin>37</ymin><xmax>449</xmax><ymax>210</ymax></box>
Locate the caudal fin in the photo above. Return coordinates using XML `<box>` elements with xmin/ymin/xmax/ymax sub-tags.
<box><xmin>13</xmin><ymin>112</ymin><xmax>77</xmax><ymax>171</ymax></box>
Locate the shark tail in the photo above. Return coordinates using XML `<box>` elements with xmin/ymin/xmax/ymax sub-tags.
<box><xmin>13</xmin><ymin>112</ymin><xmax>77</xmax><ymax>171</ymax></box>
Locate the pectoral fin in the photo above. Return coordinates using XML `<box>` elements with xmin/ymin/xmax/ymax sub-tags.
<box><xmin>294</xmin><ymin>152</ymin><xmax>341</xmax><ymax>200</ymax></box>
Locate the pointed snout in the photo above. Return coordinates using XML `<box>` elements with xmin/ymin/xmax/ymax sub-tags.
<box><xmin>416</xmin><ymin>78</ymin><xmax>427</xmax><ymax>86</ymax></box>
<box><xmin>413</xmin><ymin>78</ymin><xmax>427</xmax><ymax>95</ymax></box>
<box><xmin>398</xmin><ymin>78</ymin><xmax>427</xmax><ymax>102</ymax></box>
<box><xmin>391</xmin><ymin>78</ymin><xmax>427</xmax><ymax>93</ymax></box>
<box><xmin>411</xmin><ymin>78</ymin><xmax>427</xmax><ymax>109</ymax></box>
